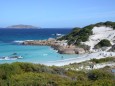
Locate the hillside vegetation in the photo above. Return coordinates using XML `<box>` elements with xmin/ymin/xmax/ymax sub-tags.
<box><xmin>0</xmin><ymin>62</ymin><xmax>115</xmax><ymax>86</ymax></box>
<box><xmin>59</xmin><ymin>21</ymin><xmax>115</xmax><ymax>45</ymax></box>
<box><xmin>94</xmin><ymin>39</ymin><xmax>111</xmax><ymax>49</ymax></box>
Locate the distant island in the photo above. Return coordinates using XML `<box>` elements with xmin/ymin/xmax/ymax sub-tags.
<box><xmin>7</xmin><ymin>24</ymin><xmax>39</xmax><ymax>29</ymax></box>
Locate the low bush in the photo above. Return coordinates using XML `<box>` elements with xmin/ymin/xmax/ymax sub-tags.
<box><xmin>0</xmin><ymin>62</ymin><xmax>114</xmax><ymax>86</ymax></box>
<box><xmin>95</xmin><ymin>39</ymin><xmax>111</xmax><ymax>49</ymax></box>
<box><xmin>90</xmin><ymin>57</ymin><xmax>115</xmax><ymax>63</ymax></box>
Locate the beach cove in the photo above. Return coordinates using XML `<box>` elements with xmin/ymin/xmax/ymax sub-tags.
<box><xmin>1</xmin><ymin>24</ymin><xmax>115</xmax><ymax>66</ymax></box>
<box><xmin>19</xmin><ymin>23</ymin><xmax>115</xmax><ymax>66</ymax></box>
<box><xmin>0</xmin><ymin>29</ymin><xmax>82</xmax><ymax>64</ymax></box>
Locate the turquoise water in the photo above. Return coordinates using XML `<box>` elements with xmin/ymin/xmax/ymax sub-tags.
<box><xmin>0</xmin><ymin>29</ymin><xmax>79</xmax><ymax>64</ymax></box>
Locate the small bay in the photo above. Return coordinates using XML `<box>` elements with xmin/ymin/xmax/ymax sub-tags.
<box><xmin>0</xmin><ymin>29</ymin><xmax>79</xmax><ymax>64</ymax></box>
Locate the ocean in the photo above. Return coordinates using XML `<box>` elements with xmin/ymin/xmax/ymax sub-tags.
<box><xmin>0</xmin><ymin>29</ymin><xmax>79</xmax><ymax>64</ymax></box>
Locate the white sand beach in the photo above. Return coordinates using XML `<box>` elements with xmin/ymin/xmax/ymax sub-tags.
<box><xmin>45</xmin><ymin>51</ymin><xmax>115</xmax><ymax>66</ymax></box>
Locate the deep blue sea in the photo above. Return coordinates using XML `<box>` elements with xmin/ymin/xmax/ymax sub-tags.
<box><xmin>0</xmin><ymin>29</ymin><xmax>79</xmax><ymax>64</ymax></box>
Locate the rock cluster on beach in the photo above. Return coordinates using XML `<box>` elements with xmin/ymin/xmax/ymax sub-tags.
<box><xmin>22</xmin><ymin>38</ymin><xmax>85</xmax><ymax>54</ymax></box>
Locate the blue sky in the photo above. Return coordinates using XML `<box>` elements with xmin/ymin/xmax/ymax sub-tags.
<box><xmin>0</xmin><ymin>0</ymin><xmax>115</xmax><ymax>28</ymax></box>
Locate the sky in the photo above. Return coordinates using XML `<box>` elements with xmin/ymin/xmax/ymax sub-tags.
<box><xmin>0</xmin><ymin>0</ymin><xmax>115</xmax><ymax>28</ymax></box>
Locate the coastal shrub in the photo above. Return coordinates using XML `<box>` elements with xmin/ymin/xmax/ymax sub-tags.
<box><xmin>90</xmin><ymin>57</ymin><xmax>115</xmax><ymax>63</ymax></box>
<box><xmin>58</xmin><ymin>27</ymin><xmax>81</xmax><ymax>41</ymax></box>
<box><xmin>79</xmin><ymin>44</ymin><xmax>90</xmax><ymax>51</ymax></box>
<box><xmin>0</xmin><ymin>79</ymin><xmax>7</xmax><ymax>86</ymax></box>
<box><xmin>9</xmin><ymin>72</ymin><xmax>71</xmax><ymax>86</ymax></box>
<box><xmin>95</xmin><ymin>21</ymin><xmax>115</xmax><ymax>29</ymax></box>
<box><xmin>59</xmin><ymin>26</ymin><xmax>93</xmax><ymax>45</ymax></box>
<box><xmin>0</xmin><ymin>62</ymin><xmax>115</xmax><ymax>86</ymax></box>
<box><xmin>93</xmin><ymin>79</ymin><xmax>115</xmax><ymax>86</ymax></box>
<box><xmin>51</xmin><ymin>66</ymin><xmax>66</xmax><ymax>75</ymax></box>
<box><xmin>94</xmin><ymin>39</ymin><xmax>111</xmax><ymax>49</ymax></box>
<box><xmin>58</xmin><ymin>23</ymin><xmax>94</xmax><ymax>45</ymax></box>
<box><xmin>88</xmin><ymin>70</ymin><xmax>113</xmax><ymax>81</ymax></box>
<box><xmin>59</xmin><ymin>21</ymin><xmax>115</xmax><ymax>47</ymax></box>
<box><xmin>0</xmin><ymin>63</ymin><xmax>23</xmax><ymax>80</ymax></box>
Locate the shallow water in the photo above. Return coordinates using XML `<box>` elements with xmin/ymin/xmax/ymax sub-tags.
<box><xmin>0</xmin><ymin>29</ymin><xmax>80</xmax><ymax>64</ymax></box>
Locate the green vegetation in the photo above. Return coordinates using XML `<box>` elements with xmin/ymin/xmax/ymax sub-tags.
<box><xmin>64</xmin><ymin>57</ymin><xmax>115</xmax><ymax>69</ymax></box>
<box><xmin>59</xmin><ymin>26</ymin><xmax>93</xmax><ymax>45</ymax></box>
<box><xmin>94</xmin><ymin>39</ymin><xmax>111</xmax><ymax>49</ymax></box>
<box><xmin>0</xmin><ymin>62</ymin><xmax>115</xmax><ymax>86</ymax></box>
<box><xmin>90</xmin><ymin>57</ymin><xmax>115</xmax><ymax>63</ymax></box>
<box><xmin>95</xmin><ymin>21</ymin><xmax>115</xmax><ymax>29</ymax></box>
<box><xmin>59</xmin><ymin>21</ymin><xmax>115</xmax><ymax>46</ymax></box>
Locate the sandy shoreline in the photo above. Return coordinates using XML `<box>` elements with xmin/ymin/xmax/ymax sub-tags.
<box><xmin>44</xmin><ymin>51</ymin><xmax>115</xmax><ymax>66</ymax></box>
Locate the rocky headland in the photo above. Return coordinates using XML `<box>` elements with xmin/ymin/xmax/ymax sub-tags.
<box><xmin>22</xmin><ymin>38</ymin><xmax>85</xmax><ymax>54</ymax></box>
